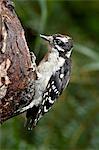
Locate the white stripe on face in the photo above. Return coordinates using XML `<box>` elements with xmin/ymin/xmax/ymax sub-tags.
<box><xmin>55</xmin><ymin>45</ymin><xmax>65</xmax><ymax>52</ymax></box>
<box><xmin>56</xmin><ymin>36</ymin><xmax>70</xmax><ymax>43</ymax></box>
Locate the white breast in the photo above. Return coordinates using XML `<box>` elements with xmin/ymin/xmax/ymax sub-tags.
<box><xmin>33</xmin><ymin>50</ymin><xmax>65</xmax><ymax>105</ymax></box>
<box><xmin>17</xmin><ymin>50</ymin><xmax>66</xmax><ymax>110</ymax></box>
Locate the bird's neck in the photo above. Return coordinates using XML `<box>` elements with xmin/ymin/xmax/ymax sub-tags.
<box><xmin>51</xmin><ymin>47</ymin><xmax>71</xmax><ymax>59</ymax></box>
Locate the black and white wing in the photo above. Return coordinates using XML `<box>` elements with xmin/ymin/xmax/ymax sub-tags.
<box><xmin>25</xmin><ymin>58</ymin><xmax>71</xmax><ymax>129</ymax></box>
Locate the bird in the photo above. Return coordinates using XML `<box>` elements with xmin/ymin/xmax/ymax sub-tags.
<box><xmin>16</xmin><ymin>34</ymin><xmax>73</xmax><ymax>130</ymax></box>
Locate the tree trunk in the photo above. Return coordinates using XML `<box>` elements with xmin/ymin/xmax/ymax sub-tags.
<box><xmin>0</xmin><ymin>0</ymin><xmax>36</xmax><ymax>123</ymax></box>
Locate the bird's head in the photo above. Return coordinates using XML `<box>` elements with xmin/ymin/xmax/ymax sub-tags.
<box><xmin>40</xmin><ymin>34</ymin><xmax>73</xmax><ymax>58</ymax></box>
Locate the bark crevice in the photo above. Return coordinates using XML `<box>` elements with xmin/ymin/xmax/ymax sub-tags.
<box><xmin>0</xmin><ymin>0</ymin><xmax>36</xmax><ymax>123</ymax></box>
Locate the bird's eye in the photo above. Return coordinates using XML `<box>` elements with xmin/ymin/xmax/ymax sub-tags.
<box><xmin>56</xmin><ymin>40</ymin><xmax>64</xmax><ymax>47</ymax></box>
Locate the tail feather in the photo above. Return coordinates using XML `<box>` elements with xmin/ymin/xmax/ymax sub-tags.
<box><xmin>25</xmin><ymin>106</ymin><xmax>40</xmax><ymax>130</ymax></box>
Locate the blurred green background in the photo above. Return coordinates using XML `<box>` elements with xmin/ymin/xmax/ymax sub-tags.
<box><xmin>0</xmin><ymin>0</ymin><xmax>99</xmax><ymax>149</ymax></box>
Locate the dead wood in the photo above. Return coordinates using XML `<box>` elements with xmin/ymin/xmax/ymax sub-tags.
<box><xmin>0</xmin><ymin>0</ymin><xmax>36</xmax><ymax>123</ymax></box>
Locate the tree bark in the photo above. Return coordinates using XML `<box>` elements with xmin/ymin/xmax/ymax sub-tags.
<box><xmin>0</xmin><ymin>0</ymin><xmax>36</xmax><ymax>123</ymax></box>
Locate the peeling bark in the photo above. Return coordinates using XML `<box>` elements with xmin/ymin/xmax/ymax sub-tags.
<box><xmin>0</xmin><ymin>0</ymin><xmax>36</xmax><ymax>123</ymax></box>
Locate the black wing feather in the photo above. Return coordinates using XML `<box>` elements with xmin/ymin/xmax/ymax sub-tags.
<box><xmin>26</xmin><ymin>58</ymin><xmax>71</xmax><ymax>129</ymax></box>
<box><xmin>34</xmin><ymin>58</ymin><xmax>71</xmax><ymax>125</ymax></box>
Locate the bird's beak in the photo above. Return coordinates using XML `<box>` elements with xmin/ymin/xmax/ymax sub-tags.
<box><xmin>40</xmin><ymin>34</ymin><xmax>53</xmax><ymax>42</ymax></box>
